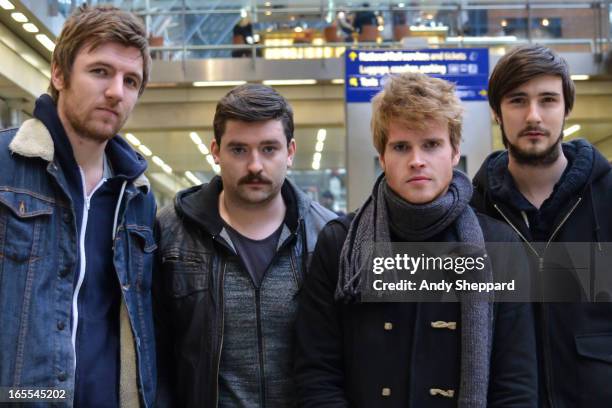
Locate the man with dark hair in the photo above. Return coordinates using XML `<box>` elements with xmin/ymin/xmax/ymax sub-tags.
<box><xmin>154</xmin><ymin>84</ymin><xmax>335</xmax><ymax>407</ymax></box>
<box><xmin>0</xmin><ymin>5</ymin><xmax>156</xmax><ymax>407</ymax></box>
<box><xmin>472</xmin><ymin>44</ymin><xmax>612</xmax><ymax>407</ymax></box>
<box><xmin>296</xmin><ymin>72</ymin><xmax>536</xmax><ymax>407</ymax></box>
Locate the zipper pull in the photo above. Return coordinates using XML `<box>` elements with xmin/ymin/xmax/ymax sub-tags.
<box><xmin>85</xmin><ymin>197</ymin><xmax>91</xmax><ymax>211</ymax></box>
<box><xmin>538</xmin><ymin>257</ymin><xmax>544</xmax><ymax>272</ymax></box>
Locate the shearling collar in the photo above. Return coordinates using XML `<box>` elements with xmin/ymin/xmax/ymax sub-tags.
<box><xmin>8</xmin><ymin>118</ymin><xmax>150</xmax><ymax>191</ymax></box>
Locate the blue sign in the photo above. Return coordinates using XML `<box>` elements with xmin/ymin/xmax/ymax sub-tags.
<box><xmin>345</xmin><ymin>48</ymin><xmax>489</xmax><ymax>103</ymax></box>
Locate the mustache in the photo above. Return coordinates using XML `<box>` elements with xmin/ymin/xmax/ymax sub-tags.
<box><xmin>238</xmin><ymin>173</ymin><xmax>272</xmax><ymax>185</ymax></box>
<box><xmin>519</xmin><ymin>126</ymin><xmax>550</xmax><ymax>137</ymax></box>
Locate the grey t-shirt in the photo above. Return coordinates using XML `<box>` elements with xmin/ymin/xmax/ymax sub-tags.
<box><xmin>224</xmin><ymin>223</ymin><xmax>283</xmax><ymax>288</ymax></box>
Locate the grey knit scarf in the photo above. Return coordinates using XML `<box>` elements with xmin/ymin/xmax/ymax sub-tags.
<box><xmin>336</xmin><ymin>170</ymin><xmax>494</xmax><ymax>408</ymax></box>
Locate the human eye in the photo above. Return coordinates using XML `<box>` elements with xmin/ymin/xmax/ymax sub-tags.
<box><xmin>230</xmin><ymin>146</ymin><xmax>247</xmax><ymax>155</ymax></box>
<box><xmin>541</xmin><ymin>96</ymin><xmax>558</xmax><ymax>104</ymax></box>
<box><xmin>508</xmin><ymin>97</ymin><xmax>525</xmax><ymax>105</ymax></box>
<box><xmin>125</xmin><ymin>76</ymin><xmax>140</xmax><ymax>89</ymax></box>
<box><xmin>392</xmin><ymin>143</ymin><xmax>408</xmax><ymax>152</ymax></box>
<box><xmin>91</xmin><ymin>67</ymin><xmax>108</xmax><ymax>76</ymax></box>
<box><xmin>424</xmin><ymin>140</ymin><xmax>441</xmax><ymax>150</ymax></box>
<box><xmin>262</xmin><ymin>145</ymin><xmax>278</xmax><ymax>154</ymax></box>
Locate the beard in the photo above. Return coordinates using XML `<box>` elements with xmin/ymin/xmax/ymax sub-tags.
<box><xmin>59</xmin><ymin>93</ymin><xmax>125</xmax><ymax>144</ymax></box>
<box><xmin>502</xmin><ymin>123</ymin><xmax>564</xmax><ymax>167</ymax></box>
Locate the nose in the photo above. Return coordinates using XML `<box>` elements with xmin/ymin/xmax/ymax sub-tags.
<box><xmin>408</xmin><ymin>148</ymin><xmax>426</xmax><ymax>169</ymax></box>
<box><xmin>247</xmin><ymin>151</ymin><xmax>263</xmax><ymax>174</ymax></box>
<box><xmin>105</xmin><ymin>75</ymin><xmax>125</xmax><ymax>102</ymax></box>
<box><xmin>526</xmin><ymin>100</ymin><xmax>542</xmax><ymax>124</ymax></box>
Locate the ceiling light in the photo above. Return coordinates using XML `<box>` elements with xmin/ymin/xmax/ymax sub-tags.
<box><xmin>313</xmin><ymin>152</ymin><xmax>322</xmax><ymax>162</ymax></box>
<box><xmin>190</xmin><ymin>131</ymin><xmax>202</xmax><ymax>145</ymax></box>
<box><xmin>331</xmin><ymin>79</ymin><xmax>345</xmax><ymax>84</ymax></box>
<box><xmin>265</xmin><ymin>1</ymin><xmax>271</xmax><ymax>6</ymax></box>
<box><xmin>563</xmin><ymin>124</ymin><xmax>581</xmax><ymax>138</ymax></box>
<box><xmin>22</xmin><ymin>23</ymin><xmax>39</xmax><ymax>33</ymax></box>
<box><xmin>35</xmin><ymin>34</ymin><xmax>55</xmax><ymax>51</ymax></box>
<box><xmin>125</xmin><ymin>133</ymin><xmax>141</xmax><ymax>146</ymax></box>
<box><xmin>570</xmin><ymin>74</ymin><xmax>590</xmax><ymax>81</ymax></box>
<box><xmin>317</xmin><ymin>128</ymin><xmax>327</xmax><ymax>142</ymax></box>
<box><xmin>377</xmin><ymin>26</ymin><xmax>384</xmax><ymax>32</ymax></box>
<box><xmin>398</xmin><ymin>2</ymin><xmax>405</xmax><ymax>7</ymax></box>
<box><xmin>206</xmin><ymin>155</ymin><xmax>215</xmax><ymax>166</ymax></box>
<box><xmin>263</xmin><ymin>79</ymin><xmax>317</xmax><ymax>86</ymax></box>
<box><xmin>265</xmin><ymin>11</ymin><xmax>272</xmax><ymax>16</ymax></box>
<box><xmin>193</xmin><ymin>80</ymin><xmax>246</xmax><ymax>87</ymax></box>
<box><xmin>294</xmin><ymin>27</ymin><xmax>303</xmax><ymax>33</ymax></box>
<box><xmin>185</xmin><ymin>171</ymin><xmax>202</xmax><ymax>185</ymax></box>
<box><xmin>541</xmin><ymin>18</ymin><xmax>549</xmax><ymax>27</ymax></box>
<box><xmin>315</xmin><ymin>141</ymin><xmax>324</xmax><ymax>152</ymax></box>
<box><xmin>152</xmin><ymin>156</ymin><xmax>165</xmax><ymax>167</ymax></box>
<box><xmin>312</xmin><ymin>161</ymin><xmax>320</xmax><ymax>170</ymax></box>
<box><xmin>11</xmin><ymin>12</ymin><xmax>28</xmax><ymax>23</ymax></box>
<box><xmin>501</xmin><ymin>19</ymin><xmax>508</xmax><ymax>27</ymax></box>
<box><xmin>212</xmin><ymin>164</ymin><xmax>221</xmax><ymax>173</ymax></box>
<box><xmin>198</xmin><ymin>144</ymin><xmax>210</xmax><ymax>155</ymax></box>
<box><xmin>138</xmin><ymin>144</ymin><xmax>152</xmax><ymax>156</ymax></box>
<box><xmin>161</xmin><ymin>163</ymin><xmax>173</xmax><ymax>174</ymax></box>
<box><xmin>0</xmin><ymin>0</ymin><xmax>15</xmax><ymax>10</ymax></box>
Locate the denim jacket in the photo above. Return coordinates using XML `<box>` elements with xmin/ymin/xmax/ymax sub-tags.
<box><xmin>0</xmin><ymin>119</ymin><xmax>157</xmax><ymax>407</ymax></box>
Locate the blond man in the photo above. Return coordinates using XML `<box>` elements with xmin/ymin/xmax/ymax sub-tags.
<box><xmin>0</xmin><ymin>5</ymin><xmax>156</xmax><ymax>407</ymax></box>
<box><xmin>295</xmin><ymin>73</ymin><xmax>537</xmax><ymax>407</ymax></box>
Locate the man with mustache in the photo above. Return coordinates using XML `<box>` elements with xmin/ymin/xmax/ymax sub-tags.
<box><xmin>154</xmin><ymin>84</ymin><xmax>335</xmax><ymax>406</ymax></box>
<box><xmin>472</xmin><ymin>45</ymin><xmax>612</xmax><ymax>407</ymax></box>
<box><xmin>0</xmin><ymin>5</ymin><xmax>157</xmax><ymax>407</ymax></box>
<box><xmin>295</xmin><ymin>72</ymin><xmax>537</xmax><ymax>407</ymax></box>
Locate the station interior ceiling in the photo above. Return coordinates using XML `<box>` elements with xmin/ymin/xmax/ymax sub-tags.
<box><xmin>1</xmin><ymin>36</ymin><xmax>611</xmax><ymax>199</ymax></box>
<box><xmin>126</xmin><ymin>79</ymin><xmax>612</xmax><ymax>172</ymax></box>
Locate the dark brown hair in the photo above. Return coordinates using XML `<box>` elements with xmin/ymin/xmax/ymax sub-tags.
<box><xmin>213</xmin><ymin>84</ymin><xmax>294</xmax><ymax>144</ymax></box>
<box><xmin>488</xmin><ymin>45</ymin><xmax>575</xmax><ymax>117</ymax></box>
<box><xmin>49</xmin><ymin>4</ymin><xmax>150</xmax><ymax>102</ymax></box>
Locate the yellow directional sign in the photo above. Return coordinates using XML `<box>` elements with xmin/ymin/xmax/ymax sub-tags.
<box><xmin>349</xmin><ymin>77</ymin><xmax>359</xmax><ymax>87</ymax></box>
<box><xmin>348</xmin><ymin>51</ymin><xmax>358</xmax><ymax>62</ymax></box>
<box><xmin>479</xmin><ymin>89</ymin><xmax>487</xmax><ymax>97</ymax></box>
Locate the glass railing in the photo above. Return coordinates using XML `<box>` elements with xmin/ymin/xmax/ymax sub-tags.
<box><xmin>39</xmin><ymin>1</ymin><xmax>611</xmax><ymax>59</ymax></box>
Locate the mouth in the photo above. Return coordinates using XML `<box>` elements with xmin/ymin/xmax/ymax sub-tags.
<box><xmin>520</xmin><ymin>130</ymin><xmax>547</xmax><ymax>138</ymax></box>
<box><xmin>96</xmin><ymin>107</ymin><xmax>119</xmax><ymax>117</ymax></box>
<box><xmin>407</xmin><ymin>176</ymin><xmax>431</xmax><ymax>183</ymax></box>
<box><xmin>241</xmin><ymin>179</ymin><xmax>271</xmax><ymax>186</ymax></box>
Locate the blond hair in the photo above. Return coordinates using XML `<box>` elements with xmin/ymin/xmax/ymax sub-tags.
<box><xmin>49</xmin><ymin>4</ymin><xmax>150</xmax><ymax>102</ymax></box>
<box><xmin>371</xmin><ymin>73</ymin><xmax>463</xmax><ymax>154</ymax></box>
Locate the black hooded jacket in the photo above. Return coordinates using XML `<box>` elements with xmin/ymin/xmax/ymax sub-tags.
<box><xmin>471</xmin><ymin>139</ymin><xmax>612</xmax><ymax>408</ymax></box>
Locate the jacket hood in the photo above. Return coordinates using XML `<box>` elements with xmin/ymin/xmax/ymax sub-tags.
<box><xmin>32</xmin><ymin>94</ymin><xmax>148</xmax><ymax>184</ymax></box>
<box><xmin>175</xmin><ymin>175</ymin><xmax>317</xmax><ymax>237</ymax></box>
<box><xmin>473</xmin><ymin>139</ymin><xmax>609</xmax><ymax>212</ymax></box>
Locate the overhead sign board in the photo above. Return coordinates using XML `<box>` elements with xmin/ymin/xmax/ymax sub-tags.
<box><xmin>345</xmin><ymin>48</ymin><xmax>489</xmax><ymax>103</ymax></box>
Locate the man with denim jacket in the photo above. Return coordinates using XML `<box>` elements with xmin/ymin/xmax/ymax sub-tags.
<box><xmin>154</xmin><ymin>84</ymin><xmax>336</xmax><ymax>407</ymax></box>
<box><xmin>0</xmin><ymin>5</ymin><xmax>157</xmax><ymax>407</ymax></box>
<box><xmin>471</xmin><ymin>45</ymin><xmax>612</xmax><ymax>407</ymax></box>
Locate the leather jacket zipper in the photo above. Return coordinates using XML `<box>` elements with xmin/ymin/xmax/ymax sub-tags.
<box><xmin>214</xmin><ymin>260</ymin><xmax>227</xmax><ymax>408</ymax></box>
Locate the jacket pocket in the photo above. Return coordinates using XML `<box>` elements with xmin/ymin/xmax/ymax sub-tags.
<box><xmin>575</xmin><ymin>333</ymin><xmax>612</xmax><ymax>364</ymax></box>
<box><xmin>161</xmin><ymin>250</ymin><xmax>210</xmax><ymax>297</ymax></box>
<box><xmin>0</xmin><ymin>190</ymin><xmax>54</xmax><ymax>263</ymax></box>
<box><xmin>126</xmin><ymin>225</ymin><xmax>157</xmax><ymax>291</ymax></box>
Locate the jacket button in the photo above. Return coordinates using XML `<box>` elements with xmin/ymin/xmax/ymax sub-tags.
<box><xmin>384</xmin><ymin>322</ymin><xmax>393</xmax><ymax>330</ymax></box>
<box><xmin>57</xmin><ymin>321</ymin><xmax>65</xmax><ymax>331</ymax></box>
<box><xmin>382</xmin><ymin>387</ymin><xmax>391</xmax><ymax>397</ymax></box>
<box><xmin>57</xmin><ymin>372</ymin><xmax>67</xmax><ymax>382</ymax></box>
